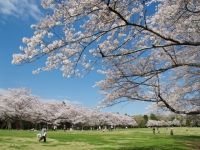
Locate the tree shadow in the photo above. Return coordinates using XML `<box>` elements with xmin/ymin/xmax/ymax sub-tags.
<box><xmin>118</xmin><ymin>146</ymin><xmax>185</xmax><ymax>150</ymax></box>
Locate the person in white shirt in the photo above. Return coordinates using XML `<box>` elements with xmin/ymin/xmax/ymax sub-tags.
<box><xmin>39</xmin><ymin>128</ymin><xmax>47</xmax><ymax>142</ymax></box>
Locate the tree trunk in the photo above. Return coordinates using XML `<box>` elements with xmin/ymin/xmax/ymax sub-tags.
<box><xmin>7</xmin><ymin>121</ymin><xmax>11</xmax><ymax>130</ymax></box>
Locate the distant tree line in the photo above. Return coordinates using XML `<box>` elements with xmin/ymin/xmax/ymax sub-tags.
<box><xmin>0</xmin><ymin>88</ymin><xmax>137</xmax><ymax>130</ymax></box>
<box><xmin>133</xmin><ymin>113</ymin><xmax>200</xmax><ymax>128</ymax></box>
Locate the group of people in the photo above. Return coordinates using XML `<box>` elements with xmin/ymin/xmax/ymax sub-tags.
<box><xmin>152</xmin><ymin>127</ymin><xmax>159</xmax><ymax>135</ymax></box>
<box><xmin>37</xmin><ymin>126</ymin><xmax>175</xmax><ymax>142</ymax></box>
<box><xmin>152</xmin><ymin>127</ymin><xmax>174</xmax><ymax>135</ymax></box>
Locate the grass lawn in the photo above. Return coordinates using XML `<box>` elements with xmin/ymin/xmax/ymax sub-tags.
<box><xmin>0</xmin><ymin>127</ymin><xmax>199</xmax><ymax>150</ymax></box>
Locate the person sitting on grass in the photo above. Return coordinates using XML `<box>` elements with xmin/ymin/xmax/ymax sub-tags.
<box><xmin>39</xmin><ymin>128</ymin><xmax>47</xmax><ymax>142</ymax></box>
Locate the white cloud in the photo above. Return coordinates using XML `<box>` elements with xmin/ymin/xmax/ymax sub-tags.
<box><xmin>0</xmin><ymin>0</ymin><xmax>41</xmax><ymax>20</ymax></box>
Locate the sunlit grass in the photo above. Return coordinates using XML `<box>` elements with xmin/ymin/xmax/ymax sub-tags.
<box><xmin>0</xmin><ymin>127</ymin><xmax>199</xmax><ymax>150</ymax></box>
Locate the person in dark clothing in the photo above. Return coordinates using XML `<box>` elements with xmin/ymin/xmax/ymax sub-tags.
<box><xmin>153</xmin><ymin>127</ymin><xmax>156</xmax><ymax>135</ymax></box>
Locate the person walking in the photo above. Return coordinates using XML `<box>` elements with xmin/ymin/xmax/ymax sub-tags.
<box><xmin>152</xmin><ymin>127</ymin><xmax>156</xmax><ymax>135</ymax></box>
<box><xmin>39</xmin><ymin>128</ymin><xmax>47</xmax><ymax>142</ymax></box>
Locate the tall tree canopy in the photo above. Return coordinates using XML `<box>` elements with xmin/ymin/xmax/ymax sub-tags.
<box><xmin>12</xmin><ymin>0</ymin><xmax>200</xmax><ymax>114</ymax></box>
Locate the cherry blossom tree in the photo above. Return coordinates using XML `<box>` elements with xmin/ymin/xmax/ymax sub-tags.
<box><xmin>146</xmin><ymin>120</ymin><xmax>168</xmax><ymax>127</ymax></box>
<box><xmin>0</xmin><ymin>88</ymin><xmax>39</xmax><ymax>129</ymax></box>
<box><xmin>169</xmin><ymin>118</ymin><xmax>181</xmax><ymax>127</ymax></box>
<box><xmin>0</xmin><ymin>88</ymin><xmax>137</xmax><ymax>129</ymax></box>
<box><xmin>95</xmin><ymin>0</ymin><xmax>200</xmax><ymax>115</ymax></box>
<box><xmin>146</xmin><ymin>119</ymin><xmax>181</xmax><ymax>127</ymax></box>
<box><xmin>12</xmin><ymin>0</ymin><xmax>200</xmax><ymax>115</ymax></box>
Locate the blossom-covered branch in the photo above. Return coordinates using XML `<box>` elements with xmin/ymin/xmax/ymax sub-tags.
<box><xmin>12</xmin><ymin>0</ymin><xmax>200</xmax><ymax>114</ymax></box>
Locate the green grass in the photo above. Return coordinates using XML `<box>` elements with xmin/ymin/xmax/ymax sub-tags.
<box><xmin>0</xmin><ymin>127</ymin><xmax>199</xmax><ymax>150</ymax></box>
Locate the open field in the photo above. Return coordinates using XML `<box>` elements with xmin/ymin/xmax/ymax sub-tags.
<box><xmin>0</xmin><ymin>128</ymin><xmax>199</xmax><ymax>150</ymax></box>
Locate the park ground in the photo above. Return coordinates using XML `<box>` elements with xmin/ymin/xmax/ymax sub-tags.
<box><xmin>0</xmin><ymin>127</ymin><xmax>199</xmax><ymax>150</ymax></box>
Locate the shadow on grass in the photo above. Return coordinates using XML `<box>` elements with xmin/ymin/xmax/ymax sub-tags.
<box><xmin>172</xmin><ymin>135</ymin><xmax>200</xmax><ymax>140</ymax></box>
<box><xmin>172</xmin><ymin>135</ymin><xmax>200</xmax><ymax>150</ymax></box>
<box><xmin>41</xmin><ymin>143</ymin><xmax>70</xmax><ymax>147</ymax></box>
<box><xmin>118</xmin><ymin>146</ymin><xmax>186</xmax><ymax>150</ymax></box>
<box><xmin>9</xmin><ymin>144</ymin><xmax>28</xmax><ymax>149</ymax></box>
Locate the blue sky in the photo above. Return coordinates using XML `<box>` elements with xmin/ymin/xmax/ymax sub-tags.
<box><xmin>0</xmin><ymin>0</ymin><xmax>150</xmax><ymax>115</ymax></box>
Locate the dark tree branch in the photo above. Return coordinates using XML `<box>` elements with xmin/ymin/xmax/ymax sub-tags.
<box><xmin>158</xmin><ymin>92</ymin><xmax>200</xmax><ymax>115</ymax></box>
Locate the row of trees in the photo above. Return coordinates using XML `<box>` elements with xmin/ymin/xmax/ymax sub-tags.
<box><xmin>134</xmin><ymin>113</ymin><xmax>200</xmax><ymax>127</ymax></box>
<box><xmin>146</xmin><ymin>119</ymin><xmax>181</xmax><ymax>127</ymax></box>
<box><xmin>12</xmin><ymin>0</ymin><xmax>200</xmax><ymax>115</ymax></box>
<box><xmin>0</xmin><ymin>88</ymin><xmax>137</xmax><ymax>130</ymax></box>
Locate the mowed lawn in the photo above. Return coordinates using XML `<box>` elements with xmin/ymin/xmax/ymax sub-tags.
<box><xmin>0</xmin><ymin>128</ymin><xmax>199</xmax><ymax>150</ymax></box>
